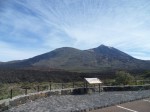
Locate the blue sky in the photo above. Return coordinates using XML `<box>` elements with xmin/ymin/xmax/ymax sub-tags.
<box><xmin>0</xmin><ymin>0</ymin><xmax>150</xmax><ymax>62</ymax></box>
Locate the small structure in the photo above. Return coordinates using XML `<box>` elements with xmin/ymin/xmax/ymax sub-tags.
<box><xmin>85</xmin><ymin>78</ymin><xmax>102</xmax><ymax>93</ymax></box>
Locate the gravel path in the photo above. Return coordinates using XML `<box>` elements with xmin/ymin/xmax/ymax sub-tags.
<box><xmin>5</xmin><ymin>90</ymin><xmax>150</xmax><ymax>112</ymax></box>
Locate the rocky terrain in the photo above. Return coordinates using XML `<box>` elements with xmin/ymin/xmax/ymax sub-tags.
<box><xmin>4</xmin><ymin>90</ymin><xmax>150</xmax><ymax>112</ymax></box>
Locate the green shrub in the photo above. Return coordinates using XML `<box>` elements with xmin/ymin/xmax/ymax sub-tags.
<box><xmin>115</xmin><ymin>71</ymin><xmax>134</xmax><ymax>85</ymax></box>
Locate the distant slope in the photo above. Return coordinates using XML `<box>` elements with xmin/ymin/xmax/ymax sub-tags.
<box><xmin>0</xmin><ymin>45</ymin><xmax>150</xmax><ymax>72</ymax></box>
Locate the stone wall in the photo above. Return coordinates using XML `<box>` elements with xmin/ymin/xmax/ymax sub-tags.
<box><xmin>103</xmin><ymin>84</ymin><xmax>150</xmax><ymax>91</ymax></box>
<box><xmin>0</xmin><ymin>87</ymin><xmax>94</xmax><ymax>111</ymax></box>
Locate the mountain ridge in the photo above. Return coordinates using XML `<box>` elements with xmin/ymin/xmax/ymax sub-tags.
<box><xmin>0</xmin><ymin>45</ymin><xmax>150</xmax><ymax>72</ymax></box>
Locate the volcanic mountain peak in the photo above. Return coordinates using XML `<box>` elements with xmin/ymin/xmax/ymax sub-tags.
<box><xmin>98</xmin><ymin>44</ymin><xmax>113</xmax><ymax>48</ymax></box>
<box><xmin>92</xmin><ymin>44</ymin><xmax>132</xmax><ymax>59</ymax></box>
<box><xmin>0</xmin><ymin>45</ymin><xmax>150</xmax><ymax>72</ymax></box>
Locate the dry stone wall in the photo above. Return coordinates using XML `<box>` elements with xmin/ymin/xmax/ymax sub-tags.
<box><xmin>0</xmin><ymin>88</ymin><xmax>93</xmax><ymax>111</ymax></box>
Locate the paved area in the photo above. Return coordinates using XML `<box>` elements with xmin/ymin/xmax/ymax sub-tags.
<box><xmin>92</xmin><ymin>98</ymin><xmax>150</xmax><ymax>112</ymax></box>
<box><xmin>4</xmin><ymin>90</ymin><xmax>150</xmax><ymax>112</ymax></box>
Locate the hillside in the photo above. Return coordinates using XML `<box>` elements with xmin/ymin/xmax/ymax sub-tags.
<box><xmin>0</xmin><ymin>45</ymin><xmax>150</xmax><ymax>72</ymax></box>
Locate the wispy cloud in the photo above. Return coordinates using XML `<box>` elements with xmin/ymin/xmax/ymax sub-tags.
<box><xmin>0</xmin><ymin>0</ymin><xmax>150</xmax><ymax>61</ymax></box>
<box><xmin>0</xmin><ymin>41</ymin><xmax>44</xmax><ymax>61</ymax></box>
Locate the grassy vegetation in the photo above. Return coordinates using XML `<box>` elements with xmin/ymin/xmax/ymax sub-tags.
<box><xmin>0</xmin><ymin>81</ymin><xmax>88</xmax><ymax>100</ymax></box>
<box><xmin>1</xmin><ymin>70</ymin><xmax>150</xmax><ymax>100</ymax></box>
<box><xmin>1</xmin><ymin>79</ymin><xmax>149</xmax><ymax>100</ymax></box>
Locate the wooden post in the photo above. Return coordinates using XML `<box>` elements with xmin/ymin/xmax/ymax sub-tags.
<box><xmin>62</xmin><ymin>83</ymin><xmax>64</xmax><ymax>89</ymax></box>
<box><xmin>85</xmin><ymin>81</ymin><xmax>88</xmax><ymax>93</ymax></box>
<box><xmin>49</xmin><ymin>81</ymin><xmax>52</xmax><ymax>90</ymax></box>
<box><xmin>10</xmin><ymin>89</ymin><xmax>13</xmax><ymax>99</ymax></box>
<box><xmin>84</xmin><ymin>81</ymin><xmax>86</xmax><ymax>88</ymax></box>
<box><xmin>73</xmin><ymin>81</ymin><xmax>75</xmax><ymax>88</ymax></box>
<box><xmin>25</xmin><ymin>89</ymin><xmax>27</xmax><ymax>95</ymax></box>
<box><xmin>99</xmin><ymin>84</ymin><xmax>100</xmax><ymax>93</ymax></box>
<box><xmin>83</xmin><ymin>81</ymin><xmax>85</xmax><ymax>93</ymax></box>
<box><xmin>37</xmin><ymin>85</ymin><xmax>40</xmax><ymax>92</ymax></box>
<box><xmin>86</xmin><ymin>81</ymin><xmax>88</xmax><ymax>89</ymax></box>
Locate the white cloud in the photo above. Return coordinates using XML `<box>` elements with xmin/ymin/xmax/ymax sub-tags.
<box><xmin>1</xmin><ymin>0</ymin><xmax>150</xmax><ymax>61</ymax></box>
<box><xmin>0</xmin><ymin>41</ymin><xmax>46</xmax><ymax>62</ymax></box>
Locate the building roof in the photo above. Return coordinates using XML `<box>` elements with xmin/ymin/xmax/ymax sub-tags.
<box><xmin>85</xmin><ymin>78</ymin><xmax>102</xmax><ymax>84</ymax></box>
